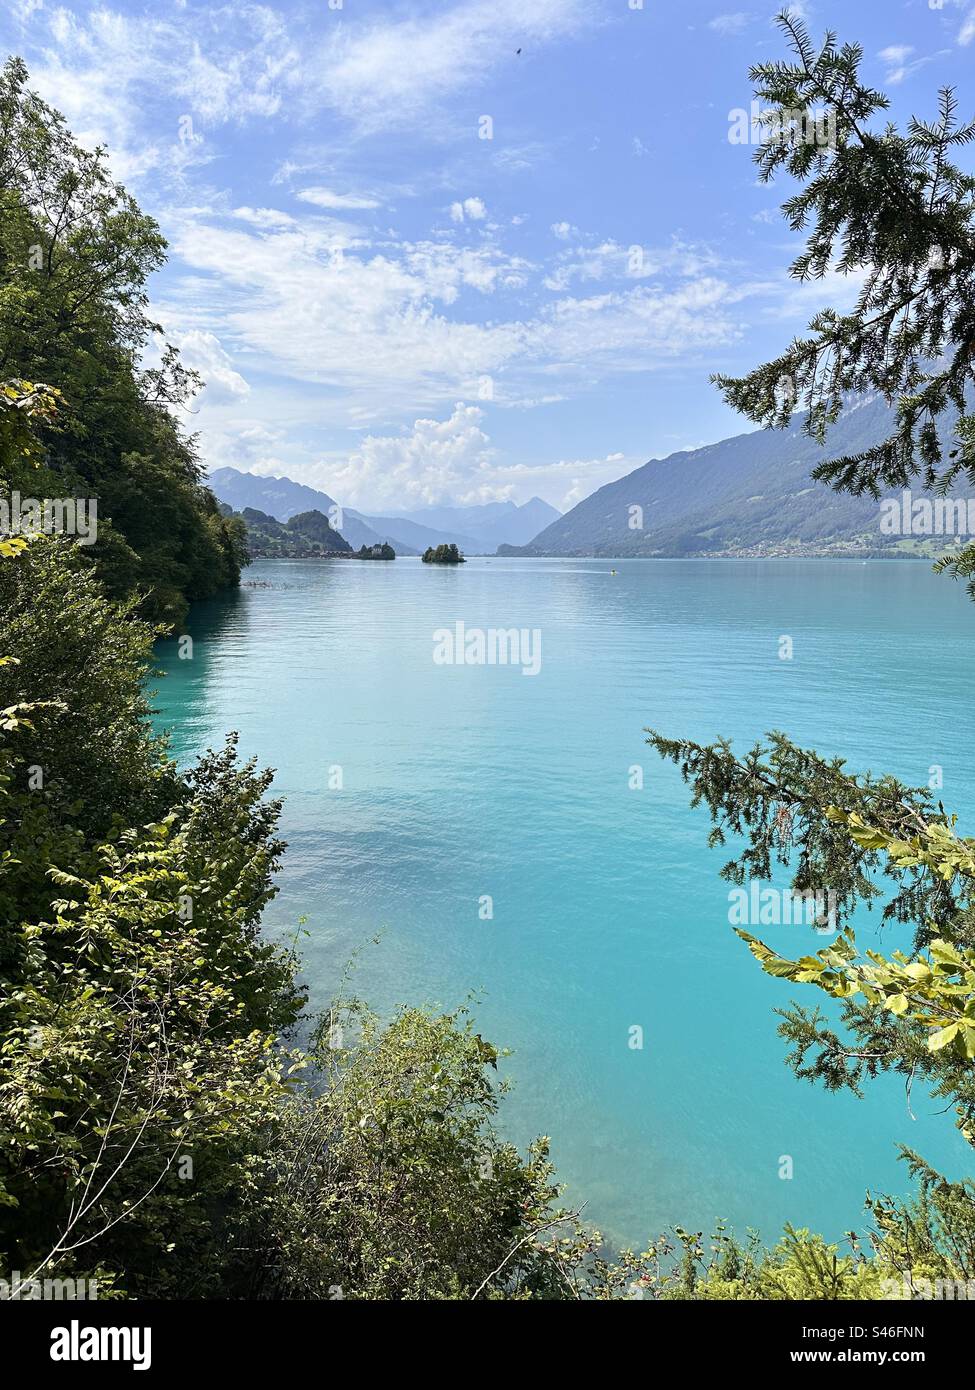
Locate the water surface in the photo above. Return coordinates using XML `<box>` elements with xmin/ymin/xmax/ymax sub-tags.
<box><xmin>154</xmin><ymin>557</ymin><xmax>974</xmax><ymax>1247</ymax></box>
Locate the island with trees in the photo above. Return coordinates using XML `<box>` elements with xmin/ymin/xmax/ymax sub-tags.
<box><xmin>421</xmin><ymin>542</ymin><xmax>465</xmax><ymax>564</ymax></box>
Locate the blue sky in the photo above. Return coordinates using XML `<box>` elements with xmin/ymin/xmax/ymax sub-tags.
<box><xmin>2</xmin><ymin>0</ymin><xmax>973</xmax><ymax>512</ymax></box>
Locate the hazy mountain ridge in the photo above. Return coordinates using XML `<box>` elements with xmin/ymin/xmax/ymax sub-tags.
<box><xmin>399</xmin><ymin>496</ymin><xmax>560</xmax><ymax>548</ymax></box>
<box><xmin>345</xmin><ymin>509</ymin><xmax>482</xmax><ymax>555</ymax></box>
<box><xmin>208</xmin><ymin>467</ymin><xmax>559</xmax><ymax>555</ymax></box>
<box><xmin>208</xmin><ymin>468</ymin><xmax>408</xmax><ymax>551</ymax></box>
<box><xmin>502</xmin><ymin>396</ymin><xmax>912</xmax><ymax>558</ymax></box>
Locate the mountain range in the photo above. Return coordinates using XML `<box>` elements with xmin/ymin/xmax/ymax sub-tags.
<box><xmin>211</xmin><ymin>397</ymin><xmax>955</xmax><ymax>561</ymax></box>
<box><xmin>501</xmin><ymin>395</ymin><xmax>922</xmax><ymax>558</ymax></box>
<box><xmin>207</xmin><ymin>467</ymin><xmax>559</xmax><ymax>555</ymax></box>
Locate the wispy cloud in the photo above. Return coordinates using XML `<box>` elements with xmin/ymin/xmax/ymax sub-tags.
<box><xmin>876</xmin><ymin>42</ymin><xmax>947</xmax><ymax>85</ymax></box>
<box><xmin>707</xmin><ymin>13</ymin><xmax>753</xmax><ymax>37</ymax></box>
<box><xmin>4</xmin><ymin>0</ymin><xmax>944</xmax><ymax>511</ymax></box>
<box><xmin>297</xmin><ymin>187</ymin><xmax>382</xmax><ymax>211</ymax></box>
<box><xmin>163</xmin><ymin>204</ymin><xmax>747</xmax><ymax>427</ymax></box>
<box><xmin>8</xmin><ymin>3</ymin><xmax>300</xmax><ymax>181</ymax></box>
<box><xmin>301</xmin><ymin>0</ymin><xmax>599</xmax><ymax>133</ymax></box>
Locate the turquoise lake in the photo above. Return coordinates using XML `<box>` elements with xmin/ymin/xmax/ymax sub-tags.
<box><xmin>153</xmin><ymin>556</ymin><xmax>974</xmax><ymax>1250</ymax></box>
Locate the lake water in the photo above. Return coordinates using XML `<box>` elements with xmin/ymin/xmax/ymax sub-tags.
<box><xmin>153</xmin><ymin>556</ymin><xmax>974</xmax><ymax>1250</ymax></box>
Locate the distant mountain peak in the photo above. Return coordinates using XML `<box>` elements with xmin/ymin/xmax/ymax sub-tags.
<box><xmin>500</xmin><ymin>396</ymin><xmax>903</xmax><ymax>559</ymax></box>
<box><xmin>207</xmin><ymin>467</ymin><xmax>561</xmax><ymax>554</ymax></box>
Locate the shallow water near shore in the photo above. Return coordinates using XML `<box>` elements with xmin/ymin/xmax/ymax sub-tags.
<box><xmin>153</xmin><ymin>556</ymin><xmax>974</xmax><ymax>1247</ymax></box>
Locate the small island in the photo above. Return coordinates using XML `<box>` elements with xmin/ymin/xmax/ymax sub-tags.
<box><xmin>357</xmin><ymin>542</ymin><xmax>395</xmax><ymax>560</ymax></box>
<box><xmin>421</xmin><ymin>543</ymin><xmax>465</xmax><ymax>564</ymax></box>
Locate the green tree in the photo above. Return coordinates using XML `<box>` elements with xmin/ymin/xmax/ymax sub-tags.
<box><xmin>651</xmin><ymin>12</ymin><xmax>975</xmax><ymax>1273</ymax></box>
<box><xmin>712</xmin><ymin>12</ymin><xmax>975</xmax><ymax>588</ymax></box>
<box><xmin>0</xmin><ymin>56</ymin><xmax>244</xmax><ymax>625</ymax></box>
<box><xmin>0</xmin><ymin>533</ymin><xmax>655</xmax><ymax>1299</ymax></box>
<box><xmin>422</xmin><ymin>543</ymin><xmax>465</xmax><ymax>564</ymax></box>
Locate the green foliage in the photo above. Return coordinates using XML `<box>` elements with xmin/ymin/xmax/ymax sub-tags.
<box><xmin>0</xmin><ymin>538</ymin><xmax>941</xmax><ymax>1302</ymax></box>
<box><xmin>649</xmin><ymin>726</ymin><xmax>975</xmax><ymax>1142</ymax></box>
<box><xmin>421</xmin><ymin>543</ymin><xmax>465</xmax><ymax>564</ymax></box>
<box><xmin>235</xmin><ymin>1002</ymin><xmax>559</xmax><ymax>1300</ymax></box>
<box><xmin>0</xmin><ymin>378</ymin><xmax>60</xmax><ymax>470</ymax></box>
<box><xmin>868</xmin><ymin>1149</ymin><xmax>975</xmax><ymax>1291</ymax></box>
<box><xmin>647</xmin><ymin>728</ymin><xmax>958</xmax><ymax>938</ymax></box>
<box><xmin>0</xmin><ymin>769</ymin><xmax>303</xmax><ymax>1296</ymax></box>
<box><xmin>0</xmin><ymin>537</ymin><xmax>181</xmax><ymax>957</ymax></box>
<box><xmin>231</xmin><ymin>506</ymin><xmax>353</xmax><ymax>559</ymax></box>
<box><xmin>714</xmin><ymin>12</ymin><xmax>975</xmax><ymax>591</ymax></box>
<box><xmin>0</xmin><ymin>542</ymin><xmax>297</xmax><ymax>1294</ymax></box>
<box><xmin>650</xmin><ymin>14</ymin><xmax>975</xmax><ymax>1295</ymax></box>
<box><xmin>8</xmin><ymin>21</ymin><xmax>968</xmax><ymax>1303</ymax></box>
<box><xmin>738</xmin><ymin>810</ymin><xmax>975</xmax><ymax>1062</ymax></box>
<box><xmin>0</xmin><ymin>536</ymin><xmax>653</xmax><ymax>1300</ymax></box>
<box><xmin>661</xmin><ymin>1223</ymin><xmax>896</xmax><ymax>1301</ymax></box>
<box><xmin>0</xmin><ymin>539</ymin><xmax>173</xmax><ymax>821</ymax></box>
<box><xmin>0</xmin><ymin>56</ymin><xmax>243</xmax><ymax>625</ymax></box>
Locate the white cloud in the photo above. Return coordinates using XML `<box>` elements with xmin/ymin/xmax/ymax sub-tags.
<box><xmin>879</xmin><ymin>42</ymin><xmax>951</xmax><ymax>85</ymax></box>
<box><xmin>4</xmin><ymin>0</ymin><xmax>852</xmax><ymax>512</ymax></box>
<box><xmin>172</xmin><ymin>329</ymin><xmax>250</xmax><ymax>405</ymax></box>
<box><xmin>14</xmin><ymin>3</ymin><xmax>301</xmax><ymax>183</ymax></box>
<box><xmin>302</xmin><ymin>0</ymin><xmax>597</xmax><ymax>133</ymax></box>
<box><xmin>708</xmin><ymin>14</ymin><xmax>752</xmax><ymax>36</ymax></box>
<box><xmin>404</xmin><ymin>241</ymin><xmax>530</xmax><ymax>297</ymax></box>
<box><xmin>878</xmin><ymin>43</ymin><xmax>915</xmax><ymax>83</ymax></box>
<box><xmin>297</xmin><ymin>187</ymin><xmax>382</xmax><ymax>211</ymax></box>
<box><xmin>232</xmin><ymin>207</ymin><xmax>299</xmax><ymax>231</ymax></box>
<box><xmin>543</xmin><ymin>238</ymin><xmax>720</xmax><ymax>292</ymax></box>
<box><xmin>11</xmin><ymin>0</ymin><xmax>597</xmax><ymax>197</ymax></box>
<box><xmin>929</xmin><ymin>0</ymin><xmax>975</xmax><ymax>46</ymax></box>
<box><xmin>530</xmin><ymin>279</ymin><xmax>743</xmax><ymax>369</ymax></box>
<box><xmin>759</xmin><ymin>265</ymin><xmax>868</xmax><ymax>322</ymax></box>
<box><xmin>299</xmin><ymin>408</ymin><xmax>640</xmax><ymax>513</ymax></box>
<box><xmin>450</xmin><ymin>197</ymin><xmax>488</xmax><ymax>222</ymax></box>
<box><xmin>492</xmin><ymin>142</ymin><xmax>551</xmax><ymax>174</ymax></box>
<box><xmin>203</xmin><ymin>421</ymin><xmax>292</xmax><ymax>479</ymax></box>
<box><xmin>166</xmin><ymin>212</ymin><xmax>527</xmax><ymax>417</ymax></box>
<box><xmin>878</xmin><ymin>44</ymin><xmax>913</xmax><ymax>63</ymax></box>
<box><xmin>163</xmin><ymin>204</ymin><xmax>747</xmax><ymax>427</ymax></box>
<box><xmin>469</xmin><ymin>449</ymin><xmax>636</xmax><ymax>511</ymax></box>
<box><xmin>312</xmin><ymin>403</ymin><xmax>494</xmax><ymax>509</ymax></box>
<box><xmin>10</xmin><ymin>0</ymin><xmax>44</xmax><ymax>23</ymax></box>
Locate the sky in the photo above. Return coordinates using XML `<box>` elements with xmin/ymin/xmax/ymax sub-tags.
<box><xmin>1</xmin><ymin>0</ymin><xmax>973</xmax><ymax>513</ymax></box>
